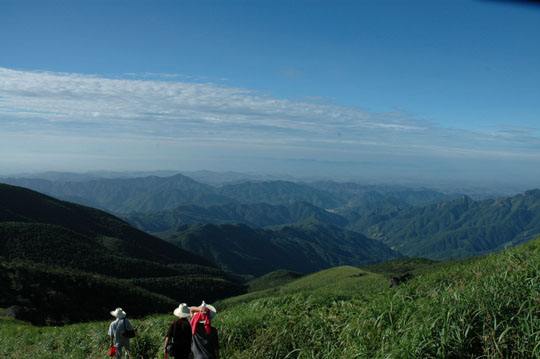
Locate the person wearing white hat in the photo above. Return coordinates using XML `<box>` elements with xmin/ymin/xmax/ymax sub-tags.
<box><xmin>164</xmin><ymin>303</ymin><xmax>193</xmax><ymax>359</ymax></box>
<box><xmin>108</xmin><ymin>308</ymin><xmax>134</xmax><ymax>358</ymax></box>
<box><xmin>189</xmin><ymin>301</ymin><xmax>219</xmax><ymax>359</ymax></box>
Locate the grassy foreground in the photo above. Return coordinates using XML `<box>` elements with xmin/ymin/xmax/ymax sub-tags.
<box><xmin>1</xmin><ymin>238</ymin><xmax>539</xmax><ymax>358</ymax></box>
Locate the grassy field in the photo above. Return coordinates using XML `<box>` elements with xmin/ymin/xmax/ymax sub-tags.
<box><xmin>1</xmin><ymin>238</ymin><xmax>539</xmax><ymax>358</ymax></box>
<box><xmin>247</xmin><ymin>270</ymin><xmax>304</xmax><ymax>292</ymax></box>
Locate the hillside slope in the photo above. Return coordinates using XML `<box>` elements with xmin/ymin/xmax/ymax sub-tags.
<box><xmin>0</xmin><ymin>184</ymin><xmax>245</xmax><ymax>323</ymax></box>
<box><xmin>0</xmin><ymin>260</ymin><xmax>176</xmax><ymax>325</ymax></box>
<box><xmin>0</xmin><ymin>183</ymin><xmax>209</xmax><ymax>265</ymax></box>
<box><xmin>356</xmin><ymin>190</ymin><xmax>540</xmax><ymax>259</ymax></box>
<box><xmin>127</xmin><ymin>201</ymin><xmax>348</xmax><ymax>233</ymax></box>
<box><xmin>164</xmin><ymin>222</ymin><xmax>400</xmax><ymax>276</ymax></box>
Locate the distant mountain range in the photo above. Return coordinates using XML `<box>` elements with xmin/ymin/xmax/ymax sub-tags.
<box><xmin>1</xmin><ymin>173</ymin><xmax>455</xmax><ymax>215</ymax></box>
<box><xmin>0</xmin><ymin>174</ymin><xmax>234</xmax><ymax>213</ymax></box>
<box><xmin>347</xmin><ymin>190</ymin><xmax>540</xmax><ymax>259</ymax></box>
<box><xmin>2</xmin><ymin>173</ymin><xmax>539</xmax><ymax>269</ymax></box>
<box><xmin>161</xmin><ymin>222</ymin><xmax>400</xmax><ymax>276</ymax></box>
<box><xmin>309</xmin><ymin>181</ymin><xmax>458</xmax><ymax>209</ymax></box>
<box><xmin>0</xmin><ymin>184</ymin><xmax>244</xmax><ymax>324</ymax></box>
<box><xmin>127</xmin><ymin>201</ymin><xmax>348</xmax><ymax>233</ymax></box>
<box><xmin>137</xmin><ymin>185</ymin><xmax>540</xmax><ymax>262</ymax></box>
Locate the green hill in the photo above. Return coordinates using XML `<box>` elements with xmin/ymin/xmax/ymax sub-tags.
<box><xmin>163</xmin><ymin>222</ymin><xmax>400</xmax><ymax>276</ymax></box>
<box><xmin>361</xmin><ymin>257</ymin><xmax>437</xmax><ymax>276</ymax></box>
<box><xmin>4</xmin><ymin>237</ymin><xmax>538</xmax><ymax>357</ymax></box>
<box><xmin>0</xmin><ymin>184</ymin><xmax>245</xmax><ymax>323</ymax></box>
<box><xmin>247</xmin><ymin>270</ymin><xmax>304</xmax><ymax>292</ymax></box>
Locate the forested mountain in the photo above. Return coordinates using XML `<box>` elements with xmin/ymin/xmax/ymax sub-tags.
<box><xmin>4</xmin><ymin>173</ymin><xmax>539</xmax><ymax>264</ymax></box>
<box><xmin>0</xmin><ymin>183</ymin><xmax>210</xmax><ymax>265</ymax></box>
<box><xmin>127</xmin><ymin>201</ymin><xmax>348</xmax><ymax>233</ymax></box>
<box><xmin>2</xmin><ymin>175</ymin><xmax>346</xmax><ymax>213</ymax></box>
<box><xmin>309</xmin><ymin>181</ymin><xmax>456</xmax><ymax>209</ymax></box>
<box><xmin>217</xmin><ymin>180</ymin><xmax>342</xmax><ymax>208</ymax></box>
<box><xmin>351</xmin><ymin>190</ymin><xmax>540</xmax><ymax>259</ymax></box>
<box><xmin>180</xmin><ymin>170</ymin><xmax>298</xmax><ymax>186</ymax></box>
<box><xmin>0</xmin><ymin>259</ymin><xmax>177</xmax><ymax>325</ymax></box>
<box><xmin>0</xmin><ymin>184</ymin><xmax>244</xmax><ymax>324</ymax></box>
<box><xmin>0</xmin><ymin>174</ymin><xmax>234</xmax><ymax>213</ymax></box>
<box><xmin>163</xmin><ymin>222</ymin><xmax>400</xmax><ymax>276</ymax></box>
<box><xmin>2</xmin><ymin>174</ymin><xmax>457</xmax><ymax>215</ymax></box>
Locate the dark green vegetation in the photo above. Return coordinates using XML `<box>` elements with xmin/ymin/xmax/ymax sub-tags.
<box><xmin>350</xmin><ymin>190</ymin><xmax>540</xmax><ymax>259</ymax></box>
<box><xmin>162</xmin><ymin>222</ymin><xmax>400</xmax><ymax>276</ymax></box>
<box><xmin>0</xmin><ymin>184</ymin><xmax>244</xmax><ymax>324</ymax></box>
<box><xmin>128</xmin><ymin>201</ymin><xmax>347</xmax><ymax>233</ymax></box>
<box><xmin>0</xmin><ymin>183</ymin><xmax>210</xmax><ymax>266</ymax></box>
<box><xmin>0</xmin><ymin>260</ymin><xmax>176</xmax><ymax>325</ymax></box>
<box><xmin>2</xmin><ymin>237</ymin><xmax>539</xmax><ymax>358</ymax></box>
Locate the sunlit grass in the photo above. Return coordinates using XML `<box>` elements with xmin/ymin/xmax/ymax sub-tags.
<box><xmin>1</xmin><ymin>239</ymin><xmax>539</xmax><ymax>358</ymax></box>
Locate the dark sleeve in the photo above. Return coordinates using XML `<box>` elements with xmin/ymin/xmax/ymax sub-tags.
<box><xmin>182</xmin><ymin>320</ymin><xmax>192</xmax><ymax>341</ymax></box>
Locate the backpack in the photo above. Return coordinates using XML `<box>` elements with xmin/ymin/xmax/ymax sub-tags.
<box><xmin>166</xmin><ymin>320</ymin><xmax>177</xmax><ymax>355</ymax></box>
<box><xmin>122</xmin><ymin>318</ymin><xmax>136</xmax><ymax>338</ymax></box>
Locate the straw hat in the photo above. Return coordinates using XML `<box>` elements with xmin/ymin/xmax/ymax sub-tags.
<box><xmin>173</xmin><ymin>303</ymin><xmax>190</xmax><ymax>318</ymax></box>
<box><xmin>110</xmin><ymin>308</ymin><xmax>127</xmax><ymax>319</ymax></box>
<box><xmin>200</xmin><ymin>301</ymin><xmax>217</xmax><ymax>319</ymax></box>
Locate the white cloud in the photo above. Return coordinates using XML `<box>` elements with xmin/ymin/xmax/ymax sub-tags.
<box><xmin>0</xmin><ymin>66</ymin><xmax>539</xmax><ymax>172</ymax></box>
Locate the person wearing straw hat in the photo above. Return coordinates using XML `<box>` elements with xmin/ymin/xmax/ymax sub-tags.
<box><xmin>190</xmin><ymin>301</ymin><xmax>219</xmax><ymax>359</ymax></box>
<box><xmin>164</xmin><ymin>303</ymin><xmax>193</xmax><ymax>359</ymax></box>
<box><xmin>108</xmin><ymin>308</ymin><xmax>134</xmax><ymax>358</ymax></box>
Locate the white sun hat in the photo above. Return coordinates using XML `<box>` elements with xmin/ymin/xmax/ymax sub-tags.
<box><xmin>200</xmin><ymin>301</ymin><xmax>217</xmax><ymax>319</ymax></box>
<box><xmin>110</xmin><ymin>307</ymin><xmax>127</xmax><ymax>319</ymax></box>
<box><xmin>173</xmin><ymin>303</ymin><xmax>190</xmax><ymax>318</ymax></box>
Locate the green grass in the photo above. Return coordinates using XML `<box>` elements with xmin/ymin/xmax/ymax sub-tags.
<box><xmin>1</xmin><ymin>238</ymin><xmax>540</xmax><ymax>358</ymax></box>
<box><xmin>361</xmin><ymin>257</ymin><xmax>437</xmax><ymax>277</ymax></box>
<box><xmin>247</xmin><ymin>270</ymin><xmax>304</xmax><ymax>292</ymax></box>
<box><xmin>218</xmin><ymin>266</ymin><xmax>385</xmax><ymax>310</ymax></box>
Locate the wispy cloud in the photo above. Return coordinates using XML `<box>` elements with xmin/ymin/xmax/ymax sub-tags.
<box><xmin>0</xmin><ymin>66</ymin><xmax>539</xmax><ymax>176</ymax></box>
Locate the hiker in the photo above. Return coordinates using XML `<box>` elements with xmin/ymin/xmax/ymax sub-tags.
<box><xmin>108</xmin><ymin>307</ymin><xmax>134</xmax><ymax>358</ymax></box>
<box><xmin>190</xmin><ymin>301</ymin><xmax>220</xmax><ymax>359</ymax></box>
<box><xmin>389</xmin><ymin>273</ymin><xmax>413</xmax><ymax>288</ymax></box>
<box><xmin>164</xmin><ymin>303</ymin><xmax>193</xmax><ymax>359</ymax></box>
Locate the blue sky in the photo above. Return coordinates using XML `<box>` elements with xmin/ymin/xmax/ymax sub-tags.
<box><xmin>0</xmin><ymin>0</ymin><xmax>539</xmax><ymax>187</ymax></box>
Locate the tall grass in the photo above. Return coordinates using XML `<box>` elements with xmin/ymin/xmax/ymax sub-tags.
<box><xmin>1</xmin><ymin>239</ymin><xmax>539</xmax><ymax>358</ymax></box>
